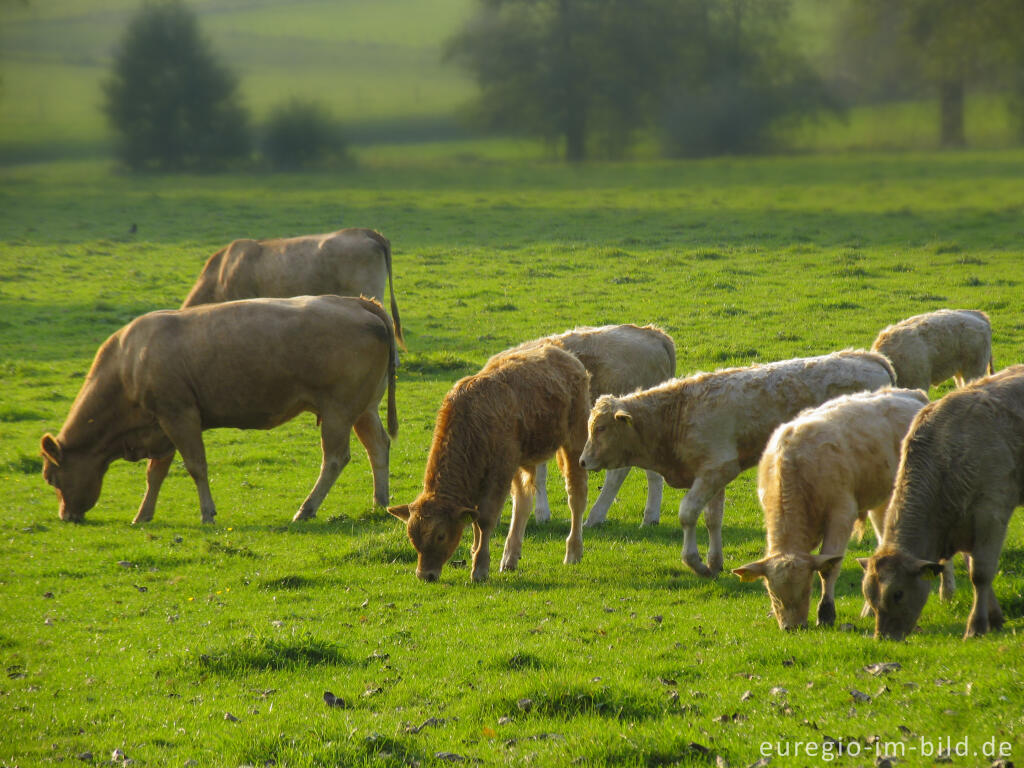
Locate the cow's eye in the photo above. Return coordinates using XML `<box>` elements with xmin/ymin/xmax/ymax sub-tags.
<box><xmin>892</xmin><ymin>590</ymin><xmax>903</xmax><ymax>604</ymax></box>
<box><xmin>594</xmin><ymin>426</ymin><xmax>606</xmax><ymax>434</ymax></box>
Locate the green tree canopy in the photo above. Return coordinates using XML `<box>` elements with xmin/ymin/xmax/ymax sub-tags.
<box><xmin>103</xmin><ymin>0</ymin><xmax>250</xmax><ymax>171</ymax></box>
<box><xmin>446</xmin><ymin>0</ymin><xmax>835</xmax><ymax>161</ymax></box>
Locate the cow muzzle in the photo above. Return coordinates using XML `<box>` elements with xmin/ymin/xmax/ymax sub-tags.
<box><xmin>416</xmin><ymin>569</ymin><xmax>440</xmax><ymax>583</ymax></box>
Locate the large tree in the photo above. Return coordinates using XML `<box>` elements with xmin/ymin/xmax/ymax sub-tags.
<box><xmin>103</xmin><ymin>0</ymin><xmax>250</xmax><ymax>170</ymax></box>
<box><xmin>849</xmin><ymin>0</ymin><xmax>1024</xmax><ymax>147</ymax></box>
<box><xmin>446</xmin><ymin>0</ymin><xmax>834</xmax><ymax>161</ymax></box>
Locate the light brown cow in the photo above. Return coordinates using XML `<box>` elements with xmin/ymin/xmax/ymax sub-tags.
<box><xmin>40</xmin><ymin>296</ymin><xmax>397</xmax><ymax>524</ymax></box>
<box><xmin>860</xmin><ymin>365</ymin><xmax>1024</xmax><ymax>640</ymax></box>
<box><xmin>734</xmin><ymin>388</ymin><xmax>929</xmax><ymax>630</ymax></box>
<box><xmin>871</xmin><ymin>309</ymin><xmax>992</xmax><ymax>391</ymax></box>
<box><xmin>182</xmin><ymin>227</ymin><xmax>403</xmax><ymax>345</ymax></box>
<box><xmin>505</xmin><ymin>325</ymin><xmax>676</xmax><ymax>527</ymax></box>
<box><xmin>389</xmin><ymin>344</ymin><xmax>590</xmax><ymax>582</ymax></box>
<box><xmin>580</xmin><ymin>350</ymin><xmax>896</xmax><ymax>577</ymax></box>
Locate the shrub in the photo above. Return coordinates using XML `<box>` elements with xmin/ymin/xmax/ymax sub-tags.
<box><xmin>103</xmin><ymin>0</ymin><xmax>250</xmax><ymax>171</ymax></box>
<box><xmin>261</xmin><ymin>98</ymin><xmax>350</xmax><ymax>170</ymax></box>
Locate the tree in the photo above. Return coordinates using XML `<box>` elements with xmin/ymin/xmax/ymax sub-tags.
<box><xmin>261</xmin><ymin>98</ymin><xmax>350</xmax><ymax>170</ymax></box>
<box><xmin>103</xmin><ymin>0</ymin><xmax>250</xmax><ymax>171</ymax></box>
<box><xmin>848</xmin><ymin>0</ymin><xmax>1024</xmax><ymax>147</ymax></box>
<box><xmin>446</xmin><ymin>0</ymin><xmax>835</xmax><ymax>161</ymax></box>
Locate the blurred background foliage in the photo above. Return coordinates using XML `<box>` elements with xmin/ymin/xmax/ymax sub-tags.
<box><xmin>2</xmin><ymin>0</ymin><xmax>1023</xmax><ymax>168</ymax></box>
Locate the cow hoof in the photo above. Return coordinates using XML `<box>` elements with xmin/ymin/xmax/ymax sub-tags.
<box><xmin>471</xmin><ymin>570</ymin><xmax>490</xmax><ymax>583</ymax></box>
<box><xmin>816</xmin><ymin>602</ymin><xmax>836</xmax><ymax>627</ymax></box>
<box><xmin>683</xmin><ymin>553</ymin><xmax>713</xmax><ymax>578</ymax></box>
<box><xmin>201</xmin><ymin>515</ymin><xmax>216</xmax><ymax>524</ymax></box>
<box><xmin>582</xmin><ymin>516</ymin><xmax>605</xmax><ymax>528</ymax></box>
<box><xmin>707</xmin><ymin>553</ymin><xmax>724</xmax><ymax>577</ymax></box>
<box><xmin>640</xmin><ymin>517</ymin><xmax>660</xmax><ymax>527</ymax></box>
<box><xmin>132</xmin><ymin>512</ymin><xmax>154</xmax><ymax>525</ymax></box>
<box><xmin>499</xmin><ymin>557</ymin><xmax>519</xmax><ymax>572</ymax></box>
<box><xmin>291</xmin><ymin>508</ymin><xmax>315</xmax><ymax>522</ymax></box>
<box><xmin>534</xmin><ymin>509</ymin><xmax>551</xmax><ymax>523</ymax></box>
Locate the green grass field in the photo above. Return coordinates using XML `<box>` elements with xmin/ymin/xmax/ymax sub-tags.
<box><xmin>1</xmin><ymin>148</ymin><xmax>1023</xmax><ymax>767</ymax></box>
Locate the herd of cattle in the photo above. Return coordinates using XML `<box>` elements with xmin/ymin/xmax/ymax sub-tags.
<box><xmin>38</xmin><ymin>228</ymin><xmax>1023</xmax><ymax>642</ymax></box>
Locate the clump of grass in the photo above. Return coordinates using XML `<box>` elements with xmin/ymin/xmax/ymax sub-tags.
<box><xmin>258</xmin><ymin>574</ymin><xmax>316</xmax><ymax>591</ymax></box>
<box><xmin>500</xmin><ymin>683</ymin><xmax>664</xmax><ymax>721</ymax></box>
<box><xmin>196</xmin><ymin>633</ymin><xmax>351</xmax><ymax>674</ymax></box>
<box><xmin>6</xmin><ymin>455</ymin><xmax>42</xmax><ymax>474</ymax></box>
<box><xmin>400</xmin><ymin>352</ymin><xmax>477</xmax><ymax>376</ymax></box>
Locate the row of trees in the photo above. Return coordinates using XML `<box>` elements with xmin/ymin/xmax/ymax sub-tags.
<box><xmin>105</xmin><ymin>0</ymin><xmax>1024</xmax><ymax>170</ymax></box>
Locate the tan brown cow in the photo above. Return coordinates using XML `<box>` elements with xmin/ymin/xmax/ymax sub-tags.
<box><xmin>182</xmin><ymin>227</ymin><xmax>403</xmax><ymax>345</ymax></box>
<box><xmin>871</xmin><ymin>309</ymin><xmax>992</xmax><ymax>392</ymax></box>
<box><xmin>860</xmin><ymin>365</ymin><xmax>1024</xmax><ymax>640</ymax></box>
<box><xmin>504</xmin><ymin>325</ymin><xmax>676</xmax><ymax>527</ymax></box>
<box><xmin>734</xmin><ymin>388</ymin><xmax>930</xmax><ymax>630</ymax></box>
<box><xmin>40</xmin><ymin>296</ymin><xmax>397</xmax><ymax>524</ymax></box>
<box><xmin>389</xmin><ymin>344</ymin><xmax>590</xmax><ymax>582</ymax></box>
<box><xmin>580</xmin><ymin>350</ymin><xmax>896</xmax><ymax>577</ymax></box>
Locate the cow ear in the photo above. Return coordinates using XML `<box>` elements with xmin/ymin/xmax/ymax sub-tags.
<box><xmin>811</xmin><ymin>554</ymin><xmax>845</xmax><ymax>574</ymax></box>
<box><xmin>40</xmin><ymin>434</ymin><xmax>62</xmax><ymax>466</ymax></box>
<box><xmin>856</xmin><ymin>557</ymin><xmax>871</xmax><ymax>571</ymax></box>
<box><xmin>458</xmin><ymin>506</ymin><xmax>478</xmax><ymax>524</ymax></box>
<box><xmin>387</xmin><ymin>504</ymin><xmax>410</xmax><ymax>522</ymax></box>
<box><xmin>916</xmin><ymin>559</ymin><xmax>945</xmax><ymax>579</ymax></box>
<box><xmin>614</xmin><ymin>409</ymin><xmax>632</xmax><ymax>426</ymax></box>
<box><xmin>733</xmin><ymin>560</ymin><xmax>769</xmax><ymax>582</ymax></box>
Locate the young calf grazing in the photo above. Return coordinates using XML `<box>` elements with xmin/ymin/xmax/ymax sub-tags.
<box><xmin>861</xmin><ymin>365</ymin><xmax>1024</xmax><ymax>640</ymax></box>
<box><xmin>40</xmin><ymin>296</ymin><xmax>397</xmax><ymax>524</ymax></box>
<box><xmin>580</xmin><ymin>350</ymin><xmax>896</xmax><ymax>577</ymax></box>
<box><xmin>389</xmin><ymin>344</ymin><xmax>590</xmax><ymax>582</ymax></box>
<box><xmin>871</xmin><ymin>309</ymin><xmax>992</xmax><ymax>391</ymax></box>
<box><xmin>734</xmin><ymin>388</ymin><xmax>929</xmax><ymax>630</ymax></box>
<box><xmin>507</xmin><ymin>325</ymin><xmax>676</xmax><ymax>527</ymax></box>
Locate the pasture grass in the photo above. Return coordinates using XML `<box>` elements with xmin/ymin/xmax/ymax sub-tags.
<box><xmin>2</xmin><ymin>148</ymin><xmax>1024</xmax><ymax>766</ymax></box>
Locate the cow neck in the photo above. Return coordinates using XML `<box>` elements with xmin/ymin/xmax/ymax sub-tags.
<box><xmin>882</xmin><ymin>458</ymin><xmax>946</xmax><ymax>563</ymax></box>
<box><xmin>627</xmin><ymin>384</ymin><xmax>683</xmax><ymax>479</ymax></box>
<box><xmin>58</xmin><ymin>348</ymin><xmax>136</xmax><ymax>462</ymax></box>
<box><xmin>421</xmin><ymin>409</ymin><xmax>490</xmax><ymax>509</ymax></box>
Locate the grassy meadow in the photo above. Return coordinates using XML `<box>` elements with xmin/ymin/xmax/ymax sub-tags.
<box><xmin>1</xmin><ymin>148</ymin><xmax>1023</xmax><ymax>767</ymax></box>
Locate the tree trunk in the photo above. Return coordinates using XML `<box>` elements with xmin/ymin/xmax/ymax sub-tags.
<box><xmin>557</xmin><ymin>0</ymin><xmax>586</xmax><ymax>162</ymax></box>
<box><xmin>939</xmin><ymin>78</ymin><xmax>966</xmax><ymax>148</ymax></box>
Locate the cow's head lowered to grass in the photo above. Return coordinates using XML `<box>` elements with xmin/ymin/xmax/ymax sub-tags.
<box><xmin>859</xmin><ymin>550</ymin><xmax>945</xmax><ymax>640</ymax></box>
<box><xmin>579</xmin><ymin>395</ymin><xmax>644</xmax><ymax>472</ymax></box>
<box><xmin>40</xmin><ymin>433</ymin><xmax>106</xmax><ymax>522</ymax></box>
<box><xmin>734</xmin><ymin>553</ymin><xmax>844</xmax><ymax>630</ymax></box>
<box><xmin>389</xmin><ymin>496</ymin><xmax>477</xmax><ymax>582</ymax></box>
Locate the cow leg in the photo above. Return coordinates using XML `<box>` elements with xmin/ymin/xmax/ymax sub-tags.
<box><xmin>558</xmin><ymin>447</ymin><xmax>587</xmax><ymax>564</ymax></box>
<box><xmin>940</xmin><ymin>560</ymin><xmax>957</xmax><ymax>601</ymax></box>
<box><xmin>815</xmin><ymin>554</ymin><xmax>846</xmax><ymax>627</ymax></box>
<box><xmin>293</xmin><ymin>413</ymin><xmax>352</xmax><ymax>522</ymax></box>
<box><xmin>133</xmin><ymin>453</ymin><xmax>174</xmax><ymax>524</ymax></box>
<box><xmin>704</xmin><ymin>488</ymin><xmax>726</xmax><ymax>576</ymax></box>
<box><xmin>501</xmin><ymin>469</ymin><xmax>535</xmax><ymax>572</ymax></box>
<box><xmin>641</xmin><ymin>470</ymin><xmax>664</xmax><ymax>526</ymax></box>
<box><xmin>533</xmin><ymin>462</ymin><xmax>552</xmax><ymax>523</ymax></box>
<box><xmin>471</xmin><ymin>482</ymin><xmax>510</xmax><ymax>583</ymax></box>
<box><xmin>353</xmin><ymin>409</ymin><xmax>391</xmax><ymax>508</ymax></box>
<box><xmin>157</xmin><ymin>412</ymin><xmax>216</xmax><ymax>523</ymax></box>
<box><xmin>584</xmin><ymin>467</ymin><xmax>628</xmax><ymax>527</ymax></box>
<box><xmin>678</xmin><ymin>465</ymin><xmax>736</xmax><ymax>578</ymax></box>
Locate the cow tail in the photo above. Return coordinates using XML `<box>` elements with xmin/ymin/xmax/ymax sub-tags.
<box><xmin>386</xmin><ymin>319</ymin><xmax>399</xmax><ymax>439</ymax></box>
<box><xmin>382</xmin><ymin>235</ymin><xmax>405</xmax><ymax>350</ymax></box>
<box><xmin>877</xmin><ymin>353</ymin><xmax>897</xmax><ymax>386</ymax></box>
<box><xmin>988</xmin><ymin>353</ymin><xmax>995</xmax><ymax>376</ymax></box>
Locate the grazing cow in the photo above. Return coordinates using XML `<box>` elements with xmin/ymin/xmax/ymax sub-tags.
<box><xmin>506</xmin><ymin>325</ymin><xmax>676</xmax><ymax>527</ymax></box>
<box><xmin>389</xmin><ymin>344</ymin><xmax>590</xmax><ymax>582</ymax></box>
<box><xmin>580</xmin><ymin>350</ymin><xmax>896</xmax><ymax>577</ymax></box>
<box><xmin>871</xmin><ymin>309</ymin><xmax>992</xmax><ymax>391</ymax></box>
<box><xmin>40</xmin><ymin>296</ymin><xmax>397</xmax><ymax>524</ymax></box>
<box><xmin>733</xmin><ymin>388</ymin><xmax>930</xmax><ymax>630</ymax></box>
<box><xmin>860</xmin><ymin>365</ymin><xmax>1024</xmax><ymax>640</ymax></box>
<box><xmin>182</xmin><ymin>227</ymin><xmax>403</xmax><ymax>345</ymax></box>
